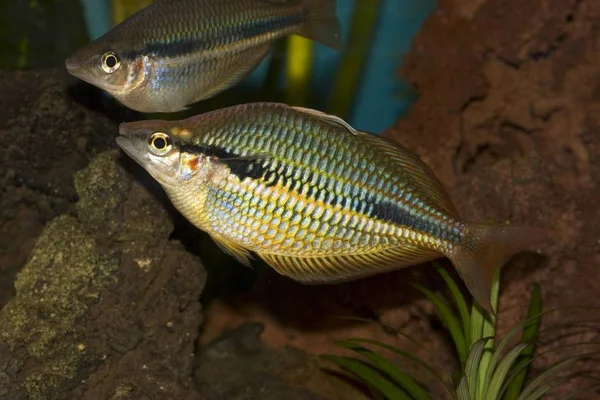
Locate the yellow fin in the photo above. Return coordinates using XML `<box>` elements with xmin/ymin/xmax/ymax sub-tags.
<box><xmin>358</xmin><ymin>132</ymin><xmax>459</xmax><ymax>217</ymax></box>
<box><xmin>210</xmin><ymin>234</ymin><xmax>253</xmax><ymax>267</ymax></box>
<box><xmin>291</xmin><ymin>106</ymin><xmax>358</xmax><ymax>135</ymax></box>
<box><xmin>259</xmin><ymin>245</ymin><xmax>439</xmax><ymax>284</ymax></box>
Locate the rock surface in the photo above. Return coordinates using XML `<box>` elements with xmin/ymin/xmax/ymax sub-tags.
<box><xmin>0</xmin><ymin>70</ymin><xmax>117</xmax><ymax>310</ymax></box>
<box><xmin>0</xmin><ymin>150</ymin><xmax>206</xmax><ymax>399</ymax></box>
<box><xmin>196</xmin><ymin>323</ymin><xmax>361</xmax><ymax>400</ymax></box>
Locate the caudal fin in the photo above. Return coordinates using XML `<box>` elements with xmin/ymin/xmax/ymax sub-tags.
<box><xmin>448</xmin><ymin>222</ymin><xmax>548</xmax><ymax>313</ymax></box>
<box><xmin>298</xmin><ymin>0</ymin><xmax>342</xmax><ymax>50</ymax></box>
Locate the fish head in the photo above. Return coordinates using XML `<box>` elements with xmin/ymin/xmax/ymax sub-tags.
<box><xmin>65</xmin><ymin>36</ymin><xmax>145</xmax><ymax>97</ymax></box>
<box><xmin>116</xmin><ymin>121</ymin><xmax>211</xmax><ymax>187</ymax></box>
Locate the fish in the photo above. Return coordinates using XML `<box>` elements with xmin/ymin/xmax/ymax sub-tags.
<box><xmin>115</xmin><ymin>102</ymin><xmax>546</xmax><ymax>311</ymax></box>
<box><xmin>65</xmin><ymin>0</ymin><xmax>341</xmax><ymax>113</ymax></box>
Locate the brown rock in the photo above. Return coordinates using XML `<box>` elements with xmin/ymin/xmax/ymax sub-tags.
<box><xmin>0</xmin><ymin>150</ymin><xmax>206</xmax><ymax>400</ymax></box>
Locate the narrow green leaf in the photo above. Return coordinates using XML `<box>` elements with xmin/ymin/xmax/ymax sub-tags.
<box><xmin>337</xmin><ymin>340</ymin><xmax>431</xmax><ymax>400</ymax></box>
<box><xmin>478</xmin><ymin>271</ymin><xmax>499</xmax><ymax>397</ymax></box>
<box><xmin>499</xmin><ymin>344</ymin><xmax>600</xmax><ymax>399</ymax></box>
<box><xmin>321</xmin><ymin>355</ymin><xmax>413</xmax><ymax>400</ymax></box>
<box><xmin>434</xmin><ymin>263</ymin><xmax>471</xmax><ymax>342</ymax></box>
<box><xmin>516</xmin><ymin>353</ymin><xmax>597</xmax><ymax>400</ymax></box>
<box><xmin>456</xmin><ymin>375</ymin><xmax>470</xmax><ymax>400</ymax></box>
<box><xmin>463</xmin><ymin>338</ymin><xmax>492</xmax><ymax>400</ymax></box>
<box><xmin>486</xmin><ymin>343</ymin><xmax>529</xmax><ymax>400</ymax></box>
<box><xmin>504</xmin><ymin>284</ymin><xmax>542</xmax><ymax>400</ymax></box>
<box><xmin>346</xmin><ymin>338</ymin><xmax>455</xmax><ymax>398</ymax></box>
<box><xmin>326</xmin><ymin>0</ymin><xmax>382</xmax><ymax>120</ymax></box>
<box><xmin>413</xmin><ymin>283</ymin><xmax>467</xmax><ymax>364</ymax></box>
<box><xmin>520</xmin><ymin>375</ymin><xmax>575</xmax><ymax>400</ymax></box>
<box><xmin>470</xmin><ymin>304</ymin><xmax>485</xmax><ymax>346</ymax></box>
<box><xmin>482</xmin><ymin>309</ymin><xmax>548</xmax><ymax>398</ymax></box>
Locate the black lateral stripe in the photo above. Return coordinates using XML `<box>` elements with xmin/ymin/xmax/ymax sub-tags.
<box><xmin>138</xmin><ymin>14</ymin><xmax>304</xmax><ymax>59</ymax></box>
<box><xmin>371</xmin><ymin>200</ymin><xmax>418</xmax><ymax>229</ymax></box>
<box><xmin>181</xmin><ymin>142</ymin><xmax>449</xmax><ymax>238</ymax></box>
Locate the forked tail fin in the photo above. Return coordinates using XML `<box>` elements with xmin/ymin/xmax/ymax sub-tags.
<box><xmin>298</xmin><ymin>0</ymin><xmax>342</xmax><ymax>50</ymax></box>
<box><xmin>448</xmin><ymin>222</ymin><xmax>548</xmax><ymax>313</ymax></box>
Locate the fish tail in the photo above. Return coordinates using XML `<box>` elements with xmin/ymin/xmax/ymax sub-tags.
<box><xmin>448</xmin><ymin>222</ymin><xmax>548</xmax><ymax>313</ymax></box>
<box><xmin>298</xmin><ymin>0</ymin><xmax>342</xmax><ymax>50</ymax></box>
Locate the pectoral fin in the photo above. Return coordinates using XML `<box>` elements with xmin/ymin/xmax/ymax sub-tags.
<box><xmin>211</xmin><ymin>234</ymin><xmax>253</xmax><ymax>267</ymax></box>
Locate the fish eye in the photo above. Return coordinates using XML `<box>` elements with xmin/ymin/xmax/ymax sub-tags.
<box><xmin>148</xmin><ymin>132</ymin><xmax>172</xmax><ymax>155</ymax></box>
<box><xmin>101</xmin><ymin>51</ymin><xmax>121</xmax><ymax>73</ymax></box>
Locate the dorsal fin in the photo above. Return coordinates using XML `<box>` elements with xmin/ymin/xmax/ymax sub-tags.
<box><xmin>291</xmin><ymin>106</ymin><xmax>358</xmax><ymax>135</ymax></box>
<box><xmin>358</xmin><ymin>132</ymin><xmax>459</xmax><ymax>217</ymax></box>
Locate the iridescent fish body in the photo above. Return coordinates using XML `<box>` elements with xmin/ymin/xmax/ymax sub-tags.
<box><xmin>116</xmin><ymin>103</ymin><xmax>545</xmax><ymax>311</ymax></box>
<box><xmin>65</xmin><ymin>0</ymin><xmax>341</xmax><ymax>113</ymax></box>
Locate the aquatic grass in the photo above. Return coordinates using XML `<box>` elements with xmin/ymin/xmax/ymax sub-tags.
<box><xmin>322</xmin><ymin>263</ymin><xmax>599</xmax><ymax>399</ymax></box>
<box><xmin>111</xmin><ymin>0</ymin><xmax>153</xmax><ymax>25</ymax></box>
<box><xmin>326</xmin><ymin>0</ymin><xmax>382</xmax><ymax>120</ymax></box>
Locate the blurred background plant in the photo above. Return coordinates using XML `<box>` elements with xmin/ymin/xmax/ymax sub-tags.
<box><xmin>322</xmin><ymin>263</ymin><xmax>600</xmax><ymax>399</ymax></box>
<box><xmin>0</xmin><ymin>0</ymin><xmax>435</xmax><ymax>133</ymax></box>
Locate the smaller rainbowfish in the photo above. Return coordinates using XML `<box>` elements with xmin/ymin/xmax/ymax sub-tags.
<box><xmin>65</xmin><ymin>0</ymin><xmax>341</xmax><ymax>113</ymax></box>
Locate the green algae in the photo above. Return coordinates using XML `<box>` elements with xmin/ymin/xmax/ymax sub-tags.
<box><xmin>0</xmin><ymin>214</ymin><xmax>118</xmax><ymax>398</ymax></box>
<box><xmin>74</xmin><ymin>149</ymin><xmax>173</xmax><ymax>242</ymax></box>
<box><xmin>74</xmin><ymin>150</ymin><xmax>131</xmax><ymax>240</ymax></box>
<box><xmin>0</xmin><ymin>149</ymin><xmax>204</xmax><ymax>399</ymax></box>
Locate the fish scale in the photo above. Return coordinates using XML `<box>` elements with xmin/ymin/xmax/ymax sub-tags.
<box><xmin>175</xmin><ymin>104</ymin><xmax>453</xmax><ymax>258</ymax></box>
<box><xmin>117</xmin><ymin>102</ymin><xmax>546</xmax><ymax>312</ymax></box>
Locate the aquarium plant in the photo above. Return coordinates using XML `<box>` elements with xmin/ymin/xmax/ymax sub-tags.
<box><xmin>322</xmin><ymin>263</ymin><xmax>599</xmax><ymax>400</ymax></box>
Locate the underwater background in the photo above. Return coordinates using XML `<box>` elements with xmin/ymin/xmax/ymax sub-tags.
<box><xmin>0</xmin><ymin>0</ymin><xmax>599</xmax><ymax>399</ymax></box>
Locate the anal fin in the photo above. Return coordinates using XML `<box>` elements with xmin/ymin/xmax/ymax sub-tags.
<box><xmin>259</xmin><ymin>245</ymin><xmax>440</xmax><ymax>284</ymax></box>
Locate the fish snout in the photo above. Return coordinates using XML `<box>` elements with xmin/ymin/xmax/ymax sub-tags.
<box><xmin>64</xmin><ymin>57</ymin><xmax>81</xmax><ymax>72</ymax></box>
<box><xmin>118</xmin><ymin>122</ymin><xmax>129</xmax><ymax>136</ymax></box>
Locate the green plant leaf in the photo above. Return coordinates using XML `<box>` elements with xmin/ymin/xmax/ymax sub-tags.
<box><xmin>477</xmin><ymin>270</ymin><xmax>499</xmax><ymax>397</ymax></box>
<box><xmin>519</xmin><ymin>375</ymin><xmax>575</xmax><ymax>400</ymax></box>
<box><xmin>336</xmin><ymin>340</ymin><xmax>431</xmax><ymax>400</ymax></box>
<box><xmin>470</xmin><ymin>303</ymin><xmax>486</xmax><ymax>346</ymax></box>
<box><xmin>462</xmin><ymin>337</ymin><xmax>492</xmax><ymax>400</ymax></box>
<box><xmin>481</xmin><ymin>309</ymin><xmax>546</xmax><ymax>397</ymax></box>
<box><xmin>455</xmin><ymin>375</ymin><xmax>470</xmax><ymax>400</ymax></box>
<box><xmin>346</xmin><ymin>338</ymin><xmax>455</xmax><ymax>397</ymax></box>
<box><xmin>413</xmin><ymin>283</ymin><xmax>467</xmax><ymax>364</ymax></box>
<box><xmin>433</xmin><ymin>263</ymin><xmax>471</xmax><ymax>342</ymax></box>
<box><xmin>504</xmin><ymin>284</ymin><xmax>542</xmax><ymax>400</ymax></box>
<box><xmin>499</xmin><ymin>342</ymin><xmax>600</xmax><ymax>399</ymax></box>
<box><xmin>321</xmin><ymin>355</ymin><xmax>412</xmax><ymax>400</ymax></box>
<box><xmin>486</xmin><ymin>343</ymin><xmax>529</xmax><ymax>400</ymax></box>
<box><xmin>516</xmin><ymin>353</ymin><xmax>598</xmax><ymax>400</ymax></box>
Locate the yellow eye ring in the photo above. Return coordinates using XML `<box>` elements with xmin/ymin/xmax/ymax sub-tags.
<box><xmin>148</xmin><ymin>132</ymin><xmax>172</xmax><ymax>155</ymax></box>
<box><xmin>101</xmin><ymin>51</ymin><xmax>121</xmax><ymax>73</ymax></box>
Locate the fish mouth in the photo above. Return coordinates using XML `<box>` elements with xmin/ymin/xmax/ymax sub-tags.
<box><xmin>115</xmin><ymin>135</ymin><xmax>138</xmax><ymax>161</ymax></box>
<box><xmin>65</xmin><ymin>57</ymin><xmax>82</xmax><ymax>74</ymax></box>
<box><xmin>116</xmin><ymin>124</ymin><xmax>144</xmax><ymax>164</ymax></box>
